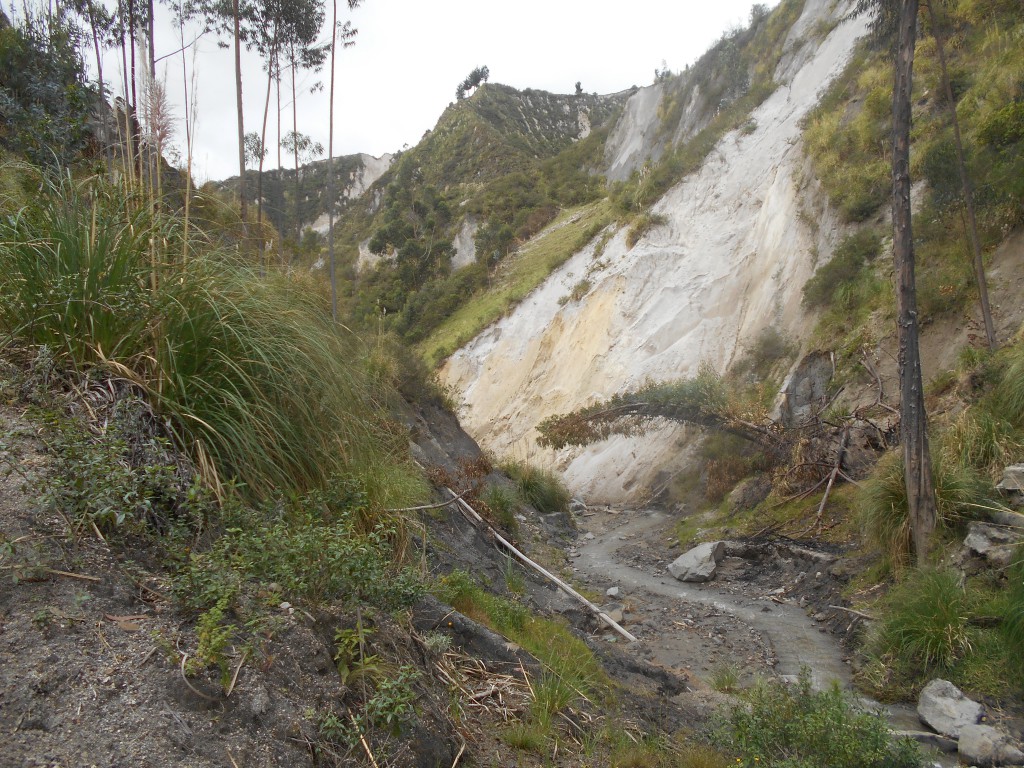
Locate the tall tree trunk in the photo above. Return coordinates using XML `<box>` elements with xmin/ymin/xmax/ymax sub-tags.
<box><xmin>178</xmin><ymin>5</ymin><xmax>192</xmax><ymax>265</ymax></box>
<box><xmin>233</xmin><ymin>0</ymin><xmax>247</xmax><ymax>233</ymax></box>
<box><xmin>327</xmin><ymin>0</ymin><xmax>337</xmax><ymax>321</ymax></box>
<box><xmin>257</xmin><ymin>42</ymin><xmax>277</xmax><ymax>275</ymax></box>
<box><xmin>925</xmin><ymin>1</ymin><xmax>995</xmax><ymax>350</ymax></box>
<box><xmin>146</xmin><ymin>0</ymin><xmax>154</xmax><ymax>77</ymax></box>
<box><xmin>276</xmin><ymin>62</ymin><xmax>283</xmax><ymax>265</ymax></box>
<box><xmin>85</xmin><ymin>0</ymin><xmax>112</xmax><ymax>170</ymax></box>
<box><xmin>291</xmin><ymin>51</ymin><xmax>302</xmax><ymax>245</ymax></box>
<box><xmin>892</xmin><ymin>0</ymin><xmax>938</xmax><ymax>565</ymax></box>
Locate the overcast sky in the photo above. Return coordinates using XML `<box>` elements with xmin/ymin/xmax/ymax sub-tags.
<box><xmin>67</xmin><ymin>0</ymin><xmax>779</xmax><ymax>181</ymax></box>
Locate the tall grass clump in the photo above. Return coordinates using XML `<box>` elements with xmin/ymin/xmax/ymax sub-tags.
<box><xmin>1003</xmin><ymin>546</ymin><xmax>1024</xmax><ymax>681</ymax></box>
<box><xmin>858</xmin><ymin>451</ymin><xmax>989</xmax><ymax>572</ymax></box>
<box><xmin>0</xmin><ymin>172</ymin><xmax>422</xmax><ymax>504</ymax></box>
<box><xmin>876</xmin><ymin>568</ymin><xmax>972</xmax><ymax>672</ymax></box>
<box><xmin>500</xmin><ymin>459</ymin><xmax>571</xmax><ymax>515</ymax></box>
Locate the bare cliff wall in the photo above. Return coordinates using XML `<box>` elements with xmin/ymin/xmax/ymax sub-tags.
<box><xmin>440</xmin><ymin>0</ymin><xmax>870</xmax><ymax>504</ymax></box>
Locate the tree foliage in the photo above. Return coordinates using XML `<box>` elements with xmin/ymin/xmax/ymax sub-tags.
<box><xmin>455</xmin><ymin>64</ymin><xmax>490</xmax><ymax>100</ymax></box>
<box><xmin>0</xmin><ymin>9</ymin><xmax>91</xmax><ymax>167</ymax></box>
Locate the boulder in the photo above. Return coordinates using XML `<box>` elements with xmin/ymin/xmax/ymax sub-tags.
<box><xmin>917</xmin><ymin>679</ymin><xmax>984</xmax><ymax>739</ymax></box>
<box><xmin>668</xmin><ymin>541</ymin><xmax>726</xmax><ymax>582</ymax></box>
<box><xmin>958</xmin><ymin>724</ymin><xmax>1024</xmax><ymax>767</ymax></box>
<box><xmin>996</xmin><ymin>464</ymin><xmax>1024</xmax><ymax>492</ymax></box>
<box><xmin>962</xmin><ymin>521</ymin><xmax>1022</xmax><ymax>570</ymax></box>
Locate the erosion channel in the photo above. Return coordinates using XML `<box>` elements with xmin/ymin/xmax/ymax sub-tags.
<box><xmin>566</xmin><ymin>504</ymin><xmax>947</xmax><ymax>760</ymax></box>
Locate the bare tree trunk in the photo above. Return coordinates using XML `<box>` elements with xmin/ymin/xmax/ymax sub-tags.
<box><xmin>233</xmin><ymin>0</ymin><xmax>247</xmax><ymax>235</ymax></box>
<box><xmin>178</xmin><ymin>5</ymin><xmax>192</xmax><ymax>265</ymax></box>
<box><xmin>892</xmin><ymin>0</ymin><xmax>938</xmax><ymax>565</ymax></box>
<box><xmin>327</xmin><ymin>0</ymin><xmax>337</xmax><ymax>321</ymax></box>
<box><xmin>85</xmin><ymin>1</ymin><xmax>113</xmax><ymax>171</ymax></box>
<box><xmin>925</xmin><ymin>0</ymin><xmax>995</xmax><ymax>350</ymax></box>
<box><xmin>291</xmin><ymin>51</ymin><xmax>302</xmax><ymax>245</ymax></box>
<box><xmin>257</xmin><ymin>47</ymin><xmax>276</xmax><ymax>275</ymax></box>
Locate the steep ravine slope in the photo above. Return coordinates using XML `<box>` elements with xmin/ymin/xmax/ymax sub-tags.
<box><xmin>440</xmin><ymin>0</ymin><xmax>869</xmax><ymax>503</ymax></box>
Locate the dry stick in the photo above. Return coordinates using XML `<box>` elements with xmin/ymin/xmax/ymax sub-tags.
<box><xmin>178</xmin><ymin>654</ymin><xmax>224</xmax><ymax>702</ymax></box>
<box><xmin>386</xmin><ymin>488</ymin><xmax>472</xmax><ymax>514</ymax></box>
<box><xmin>225</xmin><ymin>649</ymin><xmax>249</xmax><ymax>698</ymax></box>
<box><xmin>828</xmin><ymin>605</ymin><xmax>875</xmax><ymax>621</ymax></box>
<box><xmin>350</xmin><ymin>713</ymin><xmax>380</xmax><ymax>768</ymax></box>
<box><xmin>803</xmin><ymin>426</ymin><xmax>849</xmax><ymax>537</ymax></box>
<box><xmin>451</xmin><ymin>740</ymin><xmax>466</xmax><ymax>768</ymax></box>
<box><xmin>442</xmin><ymin>487</ymin><xmax>637</xmax><ymax>643</ymax></box>
<box><xmin>44</xmin><ymin>568</ymin><xmax>102</xmax><ymax>583</ymax></box>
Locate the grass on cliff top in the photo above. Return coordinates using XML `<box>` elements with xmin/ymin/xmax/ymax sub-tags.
<box><xmin>417</xmin><ymin>199</ymin><xmax>613</xmax><ymax>366</ymax></box>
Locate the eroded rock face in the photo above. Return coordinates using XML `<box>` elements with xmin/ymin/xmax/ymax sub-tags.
<box><xmin>440</xmin><ymin>0</ymin><xmax>870</xmax><ymax>504</ymax></box>
<box><xmin>961</xmin><ymin>521</ymin><xmax>1022</xmax><ymax>571</ymax></box>
<box><xmin>918</xmin><ymin>679</ymin><xmax>984</xmax><ymax>739</ymax></box>
<box><xmin>668</xmin><ymin>541</ymin><xmax>726</xmax><ymax>583</ymax></box>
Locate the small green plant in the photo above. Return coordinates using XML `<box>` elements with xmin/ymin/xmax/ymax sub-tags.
<box><xmin>559</xmin><ymin>278</ymin><xmax>593</xmax><ymax>306</ymax></box>
<box><xmin>334</xmin><ymin>624</ymin><xmax>381</xmax><ymax>686</ymax></box>
<box><xmin>189</xmin><ymin>596</ymin><xmax>236</xmax><ymax>688</ymax></box>
<box><xmin>482</xmin><ymin>483</ymin><xmax>520</xmax><ymax>531</ymax></box>
<box><xmin>715</xmin><ymin>669</ymin><xmax>922</xmax><ymax>767</ymax></box>
<box><xmin>710</xmin><ymin>662</ymin><xmax>741</xmax><ymax>693</ymax></box>
<box><xmin>500</xmin><ymin>459</ymin><xmax>570</xmax><ymax>515</ymax></box>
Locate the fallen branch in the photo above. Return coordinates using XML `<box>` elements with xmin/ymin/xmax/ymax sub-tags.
<box><xmin>386</xmin><ymin>488</ymin><xmax>472</xmax><ymax>514</ymax></box>
<box><xmin>800</xmin><ymin>426</ymin><xmax>849</xmax><ymax>537</ymax></box>
<box><xmin>443</xmin><ymin>487</ymin><xmax>637</xmax><ymax>643</ymax></box>
<box><xmin>351</xmin><ymin>713</ymin><xmax>380</xmax><ymax>768</ymax></box>
<box><xmin>828</xmin><ymin>604</ymin><xmax>875</xmax><ymax>621</ymax></box>
<box><xmin>178</xmin><ymin>654</ymin><xmax>224</xmax><ymax>702</ymax></box>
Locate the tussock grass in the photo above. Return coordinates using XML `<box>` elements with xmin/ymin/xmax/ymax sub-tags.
<box><xmin>858</xmin><ymin>451</ymin><xmax>989</xmax><ymax>573</ymax></box>
<box><xmin>0</xmin><ymin>172</ymin><xmax>424</xmax><ymax>505</ymax></box>
<box><xmin>878</xmin><ymin>568</ymin><xmax>972</xmax><ymax>671</ymax></box>
<box><xmin>500</xmin><ymin>458</ymin><xmax>571</xmax><ymax>515</ymax></box>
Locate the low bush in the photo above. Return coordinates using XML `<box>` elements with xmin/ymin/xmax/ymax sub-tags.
<box><xmin>802</xmin><ymin>230</ymin><xmax>881</xmax><ymax>309</ymax></box>
<box><xmin>715</xmin><ymin>670</ymin><xmax>922</xmax><ymax>767</ymax></box>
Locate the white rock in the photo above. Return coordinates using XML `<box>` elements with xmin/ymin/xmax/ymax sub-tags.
<box><xmin>668</xmin><ymin>541</ymin><xmax>726</xmax><ymax>583</ymax></box>
<box><xmin>918</xmin><ymin>679</ymin><xmax>984</xmax><ymax>739</ymax></box>
<box><xmin>958</xmin><ymin>723</ymin><xmax>1024</xmax><ymax>767</ymax></box>
<box><xmin>606</xmin><ymin>586</ymin><xmax>620</xmax><ymax>598</ymax></box>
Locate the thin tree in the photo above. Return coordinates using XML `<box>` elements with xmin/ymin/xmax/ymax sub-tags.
<box><xmin>891</xmin><ymin>0</ymin><xmax>938</xmax><ymax>564</ymax></box>
<box><xmin>924</xmin><ymin>0</ymin><xmax>995</xmax><ymax>350</ymax></box>
<box><xmin>326</xmin><ymin>0</ymin><xmax>360</xmax><ymax>321</ymax></box>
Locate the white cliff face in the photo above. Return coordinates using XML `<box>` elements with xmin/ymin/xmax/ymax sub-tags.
<box><xmin>440</xmin><ymin>0</ymin><xmax>869</xmax><ymax>505</ymax></box>
<box><xmin>310</xmin><ymin>153</ymin><xmax>393</xmax><ymax>235</ymax></box>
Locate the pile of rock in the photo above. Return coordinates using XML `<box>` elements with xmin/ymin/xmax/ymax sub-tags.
<box><xmin>902</xmin><ymin>679</ymin><xmax>1024</xmax><ymax>767</ymax></box>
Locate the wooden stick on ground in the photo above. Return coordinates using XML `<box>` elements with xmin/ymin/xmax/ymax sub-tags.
<box><xmin>443</xmin><ymin>487</ymin><xmax>637</xmax><ymax>643</ymax></box>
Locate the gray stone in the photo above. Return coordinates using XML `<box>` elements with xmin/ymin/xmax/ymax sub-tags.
<box><xmin>958</xmin><ymin>724</ymin><xmax>1024</xmax><ymax>767</ymax></box>
<box><xmin>962</xmin><ymin>521</ymin><xmax>1021</xmax><ymax>570</ymax></box>
<box><xmin>918</xmin><ymin>679</ymin><xmax>984</xmax><ymax>739</ymax></box>
<box><xmin>606</xmin><ymin>586</ymin><xmax>620</xmax><ymax>598</ymax></box>
<box><xmin>668</xmin><ymin>541</ymin><xmax>726</xmax><ymax>583</ymax></box>
<box><xmin>996</xmin><ymin>464</ymin><xmax>1024</xmax><ymax>492</ymax></box>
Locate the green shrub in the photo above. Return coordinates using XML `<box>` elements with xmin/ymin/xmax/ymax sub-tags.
<box><xmin>176</xmin><ymin>477</ymin><xmax>422</xmax><ymax>611</ymax></box>
<box><xmin>482</xmin><ymin>483</ymin><xmax>520</xmax><ymax>531</ymax></box>
<box><xmin>715</xmin><ymin>670</ymin><xmax>922</xmax><ymax>768</ymax></box>
<box><xmin>878</xmin><ymin>569</ymin><xmax>972</xmax><ymax>672</ymax></box>
<box><xmin>802</xmin><ymin>230</ymin><xmax>881</xmax><ymax>308</ymax></box>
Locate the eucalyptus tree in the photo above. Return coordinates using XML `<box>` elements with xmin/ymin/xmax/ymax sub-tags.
<box><xmin>184</xmin><ymin>0</ymin><xmax>259</xmax><ymax>228</ymax></box>
<box><xmin>252</xmin><ymin>0</ymin><xmax>326</xmax><ymax>266</ymax></box>
<box><xmin>326</xmin><ymin>0</ymin><xmax>361</xmax><ymax>320</ymax></box>
<box><xmin>283</xmin><ymin>11</ymin><xmax>328</xmax><ymax>241</ymax></box>
<box><xmin>852</xmin><ymin>0</ymin><xmax>939</xmax><ymax>563</ymax></box>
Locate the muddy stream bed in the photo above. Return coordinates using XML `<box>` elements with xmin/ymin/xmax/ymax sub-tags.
<box><xmin>564</xmin><ymin>505</ymin><xmax>950</xmax><ymax>762</ymax></box>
